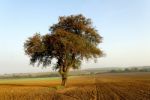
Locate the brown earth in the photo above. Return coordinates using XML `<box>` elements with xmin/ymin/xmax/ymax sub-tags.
<box><xmin>0</xmin><ymin>72</ymin><xmax>149</xmax><ymax>100</ymax></box>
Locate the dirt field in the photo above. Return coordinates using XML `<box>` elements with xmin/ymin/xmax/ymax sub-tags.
<box><xmin>0</xmin><ymin>72</ymin><xmax>150</xmax><ymax>100</ymax></box>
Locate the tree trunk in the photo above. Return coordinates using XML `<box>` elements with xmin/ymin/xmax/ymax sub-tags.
<box><xmin>59</xmin><ymin>65</ymin><xmax>68</xmax><ymax>86</ymax></box>
<box><xmin>61</xmin><ymin>73</ymin><xmax>67</xmax><ymax>86</ymax></box>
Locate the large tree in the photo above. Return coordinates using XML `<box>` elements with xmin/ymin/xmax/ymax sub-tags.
<box><xmin>24</xmin><ymin>14</ymin><xmax>103</xmax><ymax>86</ymax></box>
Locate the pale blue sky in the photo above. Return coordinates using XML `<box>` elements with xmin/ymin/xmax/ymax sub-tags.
<box><xmin>0</xmin><ymin>0</ymin><xmax>150</xmax><ymax>74</ymax></box>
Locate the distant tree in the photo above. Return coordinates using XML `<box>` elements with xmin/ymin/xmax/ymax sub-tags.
<box><xmin>124</xmin><ymin>68</ymin><xmax>130</xmax><ymax>72</ymax></box>
<box><xmin>24</xmin><ymin>14</ymin><xmax>104</xmax><ymax>86</ymax></box>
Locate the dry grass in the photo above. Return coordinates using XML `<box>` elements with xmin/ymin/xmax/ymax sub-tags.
<box><xmin>0</xmin><ymin>72</ymin><xmax>150</xmax><ymax>100</ymax></box>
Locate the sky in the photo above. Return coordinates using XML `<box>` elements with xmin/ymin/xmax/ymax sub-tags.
<box><xmin>0</xmin><ymin>0</ymin><xmax>150</xmax><ymax>74</ymax></box>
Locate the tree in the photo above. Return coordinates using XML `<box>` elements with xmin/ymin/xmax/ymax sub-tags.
<box><xmin>24</xmin><ymin>14</ymin><xmax>104</xmax><ymax>86</ymax></box>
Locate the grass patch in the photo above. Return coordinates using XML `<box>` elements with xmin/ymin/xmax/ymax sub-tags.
<box><xmin>0</xmin><ymin>77</ymin><xmax>60</xmax><ymax>84</ymax></box>
<box><xmin>48</xmin><ymin>85</ymin><xmax>65</xmax><ymax>91</ymax></box>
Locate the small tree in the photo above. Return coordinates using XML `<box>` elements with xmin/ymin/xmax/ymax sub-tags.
<box><xmin>24</xmin><ymin>14</ymin><xmax>103</xmax><ymax>86</ymax></box>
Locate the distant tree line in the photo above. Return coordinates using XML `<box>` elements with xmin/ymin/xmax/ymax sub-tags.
<box><xmin>0</xmin><ymin>73</ymin><xmax>60</xmax><ymax>79</ymax></box>
<box><xmin>110</xmin><ymin>67</ymin><xmax>150</xmax><ymax>73</ymax></box>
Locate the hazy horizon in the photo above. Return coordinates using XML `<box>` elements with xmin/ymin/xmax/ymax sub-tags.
<box><xmin>0</xmin><ymin>0</ymin><xmax>150</xmax><ymax>74</ymax></box>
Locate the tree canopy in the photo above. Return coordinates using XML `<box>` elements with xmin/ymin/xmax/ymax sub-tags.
<box><xmin>24</xmin><ymin>14</ymin><xmax>104</xmax><ymax>86</ymax></box>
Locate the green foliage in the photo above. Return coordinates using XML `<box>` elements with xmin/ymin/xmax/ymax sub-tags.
<box><xmin>24</xmin><ymin>14</ymin><xmax>103</xmax><ymax>78</ymax></box>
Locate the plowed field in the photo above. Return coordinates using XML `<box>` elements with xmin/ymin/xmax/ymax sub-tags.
<box><xmin>0</xmin><ymin>72</ymin><xmax>149</xmax><ymax>100</ymax></box>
